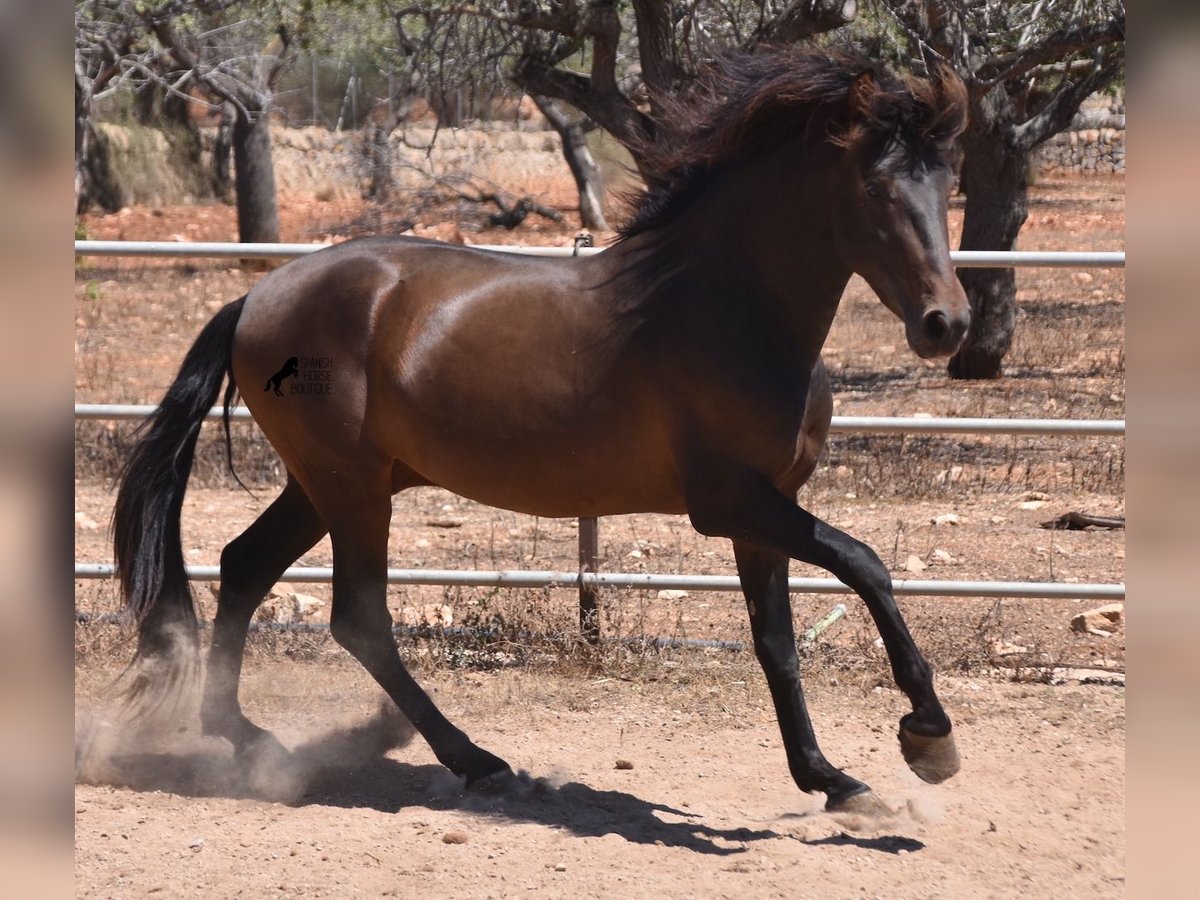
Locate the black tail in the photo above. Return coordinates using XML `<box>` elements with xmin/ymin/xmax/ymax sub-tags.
<box><xmin>112</xmin><ymin>296</ymin><xmax>246</xmax><ymax>708</ymax></box>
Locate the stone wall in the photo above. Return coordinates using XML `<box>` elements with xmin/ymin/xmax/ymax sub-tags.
<box><xmin>85</xmin><ymin>103</ymin><xmax>1126</xmax><ymax>211</ymax></box>
<box><xmin>1033</xmin><ymin>94</ymin><xmax>1125</xmax><ymax>175</ymax></box>
<box><xmin>1034</xmin><ymin>126</ymin><xmax>1125</xmax><ymax>175</ymax></box>
<box><xmin>201</xmin><ymin>123</ymin><xmax>568</xmax><ymax>203</ymax></box>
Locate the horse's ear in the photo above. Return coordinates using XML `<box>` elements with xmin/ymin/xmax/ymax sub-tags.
<box><xmin>929</xmin><ymin>61</ymin><xmax>969</xmax><ymax>141</ymax></box>
<box><xmin>849</xmin><ymin>70</ymin><xmax>878</xmax><ymax>121</ymax></box>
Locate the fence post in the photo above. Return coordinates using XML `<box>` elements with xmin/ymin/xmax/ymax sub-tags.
<box><xmin>578</xmin><ymin>517</ymin><xmax>600</xmax><ymax>642</ymax></box>
<box><xmin>571</xmin><ymin>230</ymin><xmax>601</xmax><ymax>644</ymax></box>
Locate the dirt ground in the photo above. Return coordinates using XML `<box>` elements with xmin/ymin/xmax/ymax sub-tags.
<box><xmin>75</xmin><ymin>157</ymin><xmax>1124</xmax><ymax>896</ymax></box>
<box><xmin>75</xmin><ymin>658</ymin><xmax>1124</xmax><ymax>899</ymax></box>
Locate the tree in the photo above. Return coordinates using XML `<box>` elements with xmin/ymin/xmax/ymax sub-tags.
<box><xmin>384</xmin><ymin>2</ymin><xmax>855</xmax><ymax>225</ymax></box>
<box><xmin>869</xmin><ymin>1</ymin><xmax>1125</xmax><ymax>378</ymax></box>
<box><xmin>75</xmin><ymin>2</ymin><xmax>155</xmax><ymax>212</ymax></box>
<box><xmin>142</xmin><ymin>2</ymin><xmax>296</xmax><ymax>245</ymax></box>
<box><xmin>494</xmin><ymin>1</ymin><xmax>857</xmax><ymax>171</ymax></box>
<box><xmin>75</xmin><ymin>1</ymin><xmax>301</xmax><ymax>244</ymax></box>
<box><xmin>531</xmin><ymin>95</ymin><xmax>609</xmax><ymax>230</ymax></box>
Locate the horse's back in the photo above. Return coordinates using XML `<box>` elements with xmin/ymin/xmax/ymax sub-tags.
<box><xmin>231</xmin><ymin>235</ymin><xmax>832</xmax><ymax>517</ymax></box>
<box><xmin>231</xmin><ymin>237</ymin><xmax>683</xmax><ymax>514</ymax></box>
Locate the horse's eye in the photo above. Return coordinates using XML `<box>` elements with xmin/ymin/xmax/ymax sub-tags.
<box><xmin>865</xmin><ymin>183</ymin><xmax>882</xmax><ymax>198</ymax></box>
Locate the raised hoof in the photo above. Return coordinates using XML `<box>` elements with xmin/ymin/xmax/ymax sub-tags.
<box><xmin>899</xmin><ymin>724</ymin><xmax>960</xmax><ymax>784</ymax></box>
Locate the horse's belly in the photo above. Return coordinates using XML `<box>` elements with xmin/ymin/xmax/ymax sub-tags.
<box><xmin>380</xmin><ymin>395</ymin><xmax>686</xmax><ymax>518</ymax></box>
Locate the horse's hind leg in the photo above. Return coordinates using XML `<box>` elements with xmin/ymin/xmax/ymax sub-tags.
<box><xmin>313</xmin><ymin>467</ymin><xmax>512</xmax><ymax>786</ymax></box>
<box><xmin>733</xmin><ymin>542</ymin><xmax>874</xmax><ymax>810</ymax></box>
<box><xmin>201</xmin><ymin>476</ymin><xmax>327</xmax><ymax>754</ymax></box>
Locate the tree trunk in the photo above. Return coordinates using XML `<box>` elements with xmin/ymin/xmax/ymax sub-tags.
<box><xmin>533</xmin><ymin>96</ymin><xmax>610</xmax><ymax>231</ymax></box>
<box><xmin>949</xmin><ymin>87</ymin><xmax>1029</xmax><ymax>379</ymax></box>
<box><xmin>75</xmin><ymin>72</ymin><xmax>92</xmax><ymax>213</ymax></box>
<box><xmin>632</xmin><ymin>0</ymin><xmax>676</xmax><ymax>103</ymax></box>
<box><xmin>213</xmin><ymin>102</ymin><xmax>235</xmax><ymax>203</ymax></box>
<box><xmin>232</xmin><ymin>108</ymin><xmax>279</xmax><ymax>246</ymax></box>
<box><xmin>365</xmin><ymin>122</ymin><xmax>396</xmax><ymax>202</ymax></box>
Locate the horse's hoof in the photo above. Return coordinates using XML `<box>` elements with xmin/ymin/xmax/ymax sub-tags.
<box><xmin>465</xmin><ymin>765</ymin><xmax>517</xmax><ymax>793</ymax></box>
<box><xmin>826</xmin><ymin>789</ymin><xmax>895</xmax><ymax>823</ymax></box>
<box><xmin>234</xmin><ymin>729</ymin><xmax>291</xmax><ymax>768</ymax></box>
<box><xmin>898</xmin><ymin>723</ymin><xmax>960</xmax><ymax>784</ymax></box>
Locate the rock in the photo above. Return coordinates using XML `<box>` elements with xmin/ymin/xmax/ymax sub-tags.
<box><xmin>656</xmin><ymin>589</ymin><xmax>689</xmax><ymax>600</ymax></box>
<box><xmin>290</xmin><ymin>593</ymin><xmax>325</xmax><ymax>621</ymax></box>
<box><xmin>1070</xmin><ymin>603</ymin><xmax>1124</xmax><ymax>636</ymax></box>
<box><xmin>1019</xmin><ymin>500</ymin><xmax>1048</xmax><ymax>510</ymax></box>
<box><xmin>255</xmin><ymin>600</ymin><xmax>292</xmax><ymax>625</ymax></box>
<box><xmin>75</xmin><ymin>511</ymin><xmax>100</xmax><ymax>531</ymax></box>
<box><xmin>932</xmin><ymin>549</ymin><xmax>956</xmax><ymax>564</ymax></box>
<box><xmin>931</xmin><ymin>513</ymin><xmax>961</xmax><ymax>526</ymax></box>
<box><xmin>992</xmin><ymin>641</ymin><xmax>1029</xmax><ymax>657</ymax></box>
<box><xmin>442</xmin><ymin>831</ymin><xmax>469</xmax><ymax>845</ymax></box>
<box><xmin>615</xmin><ymin>759</ymin><xmax>634</xmax><ymax>770</ymax></box>
<box><xmin>903</xmin><ymin>554</ymin><xmax>928</xmax><ymax>574</ymax></box>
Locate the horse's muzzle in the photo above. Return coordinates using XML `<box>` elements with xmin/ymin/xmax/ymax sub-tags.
<box><xmin>908</xmin><ymin>305</ymin><xmax>970</xmax><ymax>359</ymax></box>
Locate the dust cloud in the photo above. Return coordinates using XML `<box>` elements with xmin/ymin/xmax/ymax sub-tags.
<box><xmin>75</xmin><ymin>694</ymin><xmax>415</xmax><ymax>805</ymax></box>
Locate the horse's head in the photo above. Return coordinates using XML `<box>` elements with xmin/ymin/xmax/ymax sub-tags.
<box><xmin>831</xmin><ymin>66</ymin><xmax>970</xmax><ymax>359</ymax></box>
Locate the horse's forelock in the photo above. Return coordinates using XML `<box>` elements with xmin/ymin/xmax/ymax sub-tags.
<box><xmin>836</xmin><ymin>63</ymin><xmax>968</xmax><ymax>157</ymax></box>
<box><xmin>903</xmin><ymin>64</ymin><xmax>969</xmax><ymax>147</ymax></box>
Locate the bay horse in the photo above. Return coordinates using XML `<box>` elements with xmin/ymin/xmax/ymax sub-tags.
<box><xmin>114</xmin><ymin>48</ymin><xmax>970</xmax><ymax>813</ymax></box>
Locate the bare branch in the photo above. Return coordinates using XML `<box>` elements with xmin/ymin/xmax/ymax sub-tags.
<box><xmin>747</xmin><ymin>1</ymin><xmax>858</xmax><ymax>48</ymax></box>
<box><xmin>1014</xmin><ymin>50</ymin><xmax>1124</xmax><ymax>150</ymax></box>
<box><xmin>146</xmin><ymin>15</ymin><xmax>260</xmax><ymax>118</ymax></box>
<box><xmin>974</xmin><ymin>14</ymin><xmax>1125</xmax><ymax>89</ymax></box>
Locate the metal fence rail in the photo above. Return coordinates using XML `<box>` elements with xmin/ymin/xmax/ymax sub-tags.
<box><xmin>74</xmin><ymin>404</ymin><xmax>1125</xmax><ymax>437</ymax></box>
<box><xmin>75</xmin><ymin>240</ymin><xmax>1126</xmax><ymax>268</ymax></box>
<box><xmin>73</xmin><ymin>563</ymin><xmax>1125</xmax><ymax>602</ymax></box>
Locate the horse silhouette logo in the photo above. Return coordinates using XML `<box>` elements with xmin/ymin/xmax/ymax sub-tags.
<box><xmin>265</xmin><ymin>357</ymin><xmax>299</xmax><ymax>396</ymax></box>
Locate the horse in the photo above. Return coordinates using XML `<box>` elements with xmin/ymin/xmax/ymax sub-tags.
<box><xmin>113</xmin><ymin>48</ymin><xmax>970</xmax><ymax>814</ymax></box>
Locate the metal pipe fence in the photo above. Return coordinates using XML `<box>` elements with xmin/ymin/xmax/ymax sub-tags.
<box><xmin>75</xmin><ymin>240</ymin><xmax>1126</xmax><ymax>268</ymax></box>
<box><xmin>73</xmin><ymin>563</ymin><xmax>1125</xmax><ymax>602</ymax></box>
<box><xmin>73</xmin><ymin>403</ymin><xmax>1125</xmax><ymax>436</ymax></box>
<box><xmin>73</xmin><ymin>238</ymin><xmax>1126</xmax><ymax>615</ymax></box>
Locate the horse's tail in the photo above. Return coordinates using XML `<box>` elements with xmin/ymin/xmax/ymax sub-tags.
<box><xmin>112</xmin><ymin>296</ymin><xmax>246</xmax><ymax>712</ymax></box>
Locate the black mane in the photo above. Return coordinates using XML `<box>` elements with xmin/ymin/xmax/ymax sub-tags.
<box><xmin>618</xmin><ymin>48</ymin><xmax>967</xmax><ymax>241</ymax></box>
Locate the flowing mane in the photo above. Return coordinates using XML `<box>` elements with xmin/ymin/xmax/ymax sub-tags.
<box><xmin>619</xmin><ymin>48</ymin><xmax>968</xmax><ymax>240</ymax></box>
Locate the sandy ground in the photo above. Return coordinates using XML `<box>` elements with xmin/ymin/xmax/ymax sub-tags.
<box><xmin>75</xmin><ymin>658</ymin><xmax>1124</xmax><ymax>899</ymax></box>
<box><xmin>75</xmin><ymin>145</ymin><xmax>1124</xmax><ymax>896</ymax></box>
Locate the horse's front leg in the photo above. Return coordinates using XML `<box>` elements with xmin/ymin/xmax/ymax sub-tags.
<box><xmin>691</xmin><ymin>473</ymin><xmax>959</xmax><ymax>801</ymax></box>
<box><xmin>733</xmin><ymin>541</ymin><xmax>873</xmax><ymax>809</ymax></box>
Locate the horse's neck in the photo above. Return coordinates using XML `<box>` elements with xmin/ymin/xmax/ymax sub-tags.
<box><xmin>663</xmin><ymin>153</ymin><xmax>853</xmax><ymax>358</ymax></box>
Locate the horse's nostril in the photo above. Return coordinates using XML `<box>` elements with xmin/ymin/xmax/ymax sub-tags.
<box><xmin>923</xmin><ymin>310</ymin><xmax>950</xmax><ymax>342</ymax></box>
